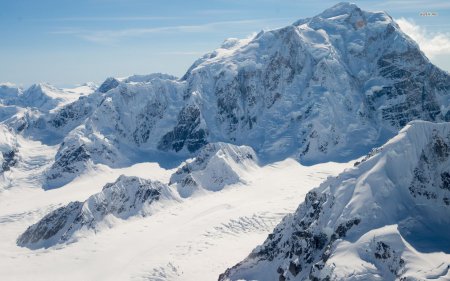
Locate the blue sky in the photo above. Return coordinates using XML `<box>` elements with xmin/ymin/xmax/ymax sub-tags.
<box><xmin>1</xmin><ymin>0</ymin><xmax>450</xmax><ymax>87</ymax></box>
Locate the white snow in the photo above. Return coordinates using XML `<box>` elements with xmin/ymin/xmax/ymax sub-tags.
<box><xmin>0</xmin><ymin>155</ymin><xmax>350</xmax><ymax>280</ymax></box>
<box><xmin>221</xmin><ymin>121</ymin><xmax>450</xmax><ymax>281</ymax></box>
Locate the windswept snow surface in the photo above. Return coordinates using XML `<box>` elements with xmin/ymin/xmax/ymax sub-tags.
<box><xmin>0</xmin><ymin>157</ymin><xmax>350</xmax><ymax>281</ymax></box>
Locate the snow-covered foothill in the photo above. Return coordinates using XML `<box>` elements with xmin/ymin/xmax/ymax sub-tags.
<box><xmin>169</xmin><ymin>142</ymin><xmax>258</xmax><ymax>197</ymax></box>
<box><xmin>17</xmin><ymin>175</ymin><xmax>179</xmax><ymax>249</ymax></box>
<box><xmin>43</xmin><ymin>75</ymin><xmax>187</xmax><ymax>187</ymax></box>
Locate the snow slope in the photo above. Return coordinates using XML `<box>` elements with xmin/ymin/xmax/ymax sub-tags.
<box><xmin>220</xmin><ymin>121</ymin><xmax>450</xmax><ymax>281</ymax></box>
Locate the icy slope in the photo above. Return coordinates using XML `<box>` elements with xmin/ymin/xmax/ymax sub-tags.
<box><xmin>220</xmin><ymin>121</ymin><xmax>450</xmax><ymax>281</ymax></box>
<box><xmin>17</xmin><ymin>175</ymin><xmax>179</xmax><ymax>249</ymax></box>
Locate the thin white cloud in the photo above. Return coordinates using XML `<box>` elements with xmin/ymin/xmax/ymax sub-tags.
<box><xmin>159</xmin><ymin>51</ymin><xmax>206</xmax><ymax>56</ymax></box>
<box><xmin>34</xmin><ymin>16</ymin><xmax>182</xmax><ymax>22</ymax></box>
<box><xmin>51</xmin><ymin>18</ymin><xmax>290</xmax><ymax>43</ymax></box>
<box><xmin>397</xmin><ymin>17</ymin><xmax>450</xmax><ymax>58</ymax></box>
<box><xmin>36</xmin><ymin>9</ymin><xmax>248</xmax><ymax>22</ymax></box>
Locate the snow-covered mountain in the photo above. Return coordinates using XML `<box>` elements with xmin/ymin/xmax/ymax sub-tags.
<box><xmin>18</xmin><ymin>142</ymin><xmax>257</xmax><ymax>246</ymax></box>
<box><xmin>180</xmin><ymin>2</ymin><xmax>449</xmax><ymax>164</ymax></box>
<box><xmin>219</xmin><ymin>121</ymin><xmax>450</xmax><ymax>281</ymax></box>
<box><xmin>44</xmin><ymin>75</ymin><xmax>185</xmax><ymax>187</ymax></box>
<box><xmin>16</xmin><ymin>1</ymin><xmax>445</xmax><ymax>188</ymax></box>
<box><xmin>169</xmin><ymin>142</ymin><xmax>257</xmax><ymax>197</ymax></box>
<box><xmin>1</xmin><ymin>2</ymin><xmax>450</xmax><ymax>280</ymax></box>
<box><xmin>1</xmin><ymin>83</ymin><xmax>89</xmax><ymax>112</ymax></box>
<box><xmin>0</xmin><ymin>83</ymin><xmax>98</xmax><ymax>188</ymax></box>
<box><xmin>0</xmin><ymin>82</ymin><xmax>96</xmax><ymax>135</ymax></box>
<box><xmin>17</xmin><ymin>175</ymin><xmax>178</xmax><ymax>249</ymax></box>
<box><xmin>0</xmin><ymin>83</ymin><xmax>22</xmax><ymax>106</ymax></box>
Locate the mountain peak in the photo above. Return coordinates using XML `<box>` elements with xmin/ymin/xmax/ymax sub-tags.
<box><xmin>97</xmin><ymin>77</ymin><xmax>120</xmax><ymax>93</ymax></box>
<box><xmin>294</xmin><ymin>2</ymin><xmax>396</xmax><ymax>32</ymax></box>
<box><xmin>321</xmin><ymin>2</ymin><xmax>361</xmax><ymax>15</ymax></box>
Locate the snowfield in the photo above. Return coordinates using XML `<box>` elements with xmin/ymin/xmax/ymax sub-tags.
<box><xmin>0</xmin><ymin>154</ymin><xmax>350</xmax><ymax>280</ymax></box>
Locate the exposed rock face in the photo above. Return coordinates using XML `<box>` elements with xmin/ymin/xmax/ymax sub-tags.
<box><xmin>219</xmin><ymin>121</ymin><xmax>450</xmax><ymax>281</ymax></box>
<box><xmin>169</xmin><ymin>142</ymin><xmax>257</xmax><ymax>197</ymax></box>
<box><xmin>44</xmin><ymin>142</ymin><xmax>92</xmax><ymax>189</ymax></box>
<box><xmin>158</xmin><ymin>104</ymin><xmax>208</xmax><ymax>153</ymax></box>
<box><xmin>0</xmin><ymin>125</ymin><xmax>18</xmax><ymax>174</ymax></box>
<box><xmin>1</xmin><ymin>149</ymin><xmax>18</xmax><ymax>172</ymax></box>
<box><xmin>97</xmin><ymin>77</ymin><xmax>120</xmax><ymax>93</ymax></box>
<box><xmin>409</xmin><ymin>130</ymin><xmax>450</xmax><ymax>205</ymax></box>
<box><xmin>48</xmin><ymin>95</ymin><xmax>99</xmax><ymax>131</ymax></box>
<box><xmin>17</xmin><ymin>176</ymin><xmax>178</xmax><ymax>249</ymax></box>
